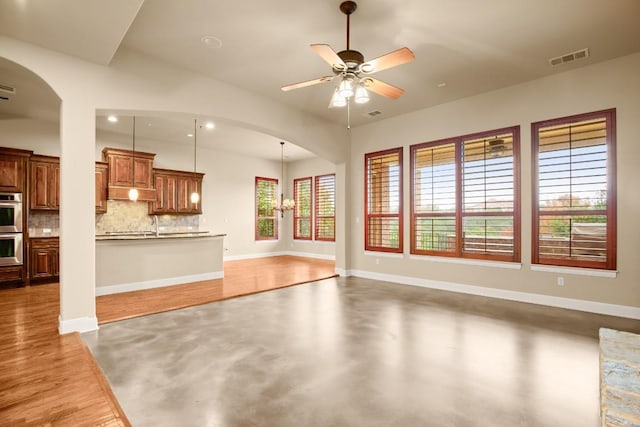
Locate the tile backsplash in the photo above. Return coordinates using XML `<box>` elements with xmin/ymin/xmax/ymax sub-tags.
<box><xmin>29</xmin><ymin>200</ymin><xmax>199</xmax><ymax>236</ymax></box>
<box><xmin>96</xmin><ymin>200</ymin><xmax>199</xmax><ymax>234</ymax></box>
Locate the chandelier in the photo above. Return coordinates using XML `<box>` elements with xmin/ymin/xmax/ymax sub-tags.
<box><xmin>272</xmin><ymin>141</ymin><xmax>295</xmax><ymax>217</ymax></box>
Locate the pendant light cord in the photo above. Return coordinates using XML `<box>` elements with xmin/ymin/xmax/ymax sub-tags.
<box><xmin>132</xmin><ymin>116</ymin><xmax>136</xmax><ymax>186</ymax></box>
<box><xmin>193</xmin><ymin>119</ymin><xmax>197</xmax><ymax>175</ymax></box>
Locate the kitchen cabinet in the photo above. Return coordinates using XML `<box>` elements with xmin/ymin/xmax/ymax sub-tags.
<box><xmin>29</xmin><ymin>237</ymin><xmax>59</xmax><ymax>281</ymax></box>
<box><xmin>95</xmin><ymin>161</ymin><xmax>108</xmax><ymax>213</ymax></box>
<box><xmin>150</xmin><ymin>168</ymin><xmax>203</xmax><ymax>215</ymax></box>
<box><xmin>0</xmin><ymin>147</ymin><xmax>31</xmax><ymax>193</ymax></box>
<box><xmin>102</xmin><ymin>147</ymin><xmax>156</xmax><ymax>202</ymax></box>
<box><xmin>30</xmin><ymin>155</ymin><xmax>60</xmax><ymax>210</ymax></box>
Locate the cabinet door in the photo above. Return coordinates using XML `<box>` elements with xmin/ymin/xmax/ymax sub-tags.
<box><xmin>51</xmin><ymin>163</ymin><xmax>60</xmax><ymax>209</ymax></box>
<box><xmin>0</xmin><ymin>156</ymin><xmax>25</xmax><ymax>192</ymax></box>
<box><xmin>133</xmin><ymin>158</ymin><xmax>153</xmax><ymax>190</ymax></box>
<box><xmin>177</xmin><ymin>176</ymin><xmax>190</xmax><ymax>212</ymax></box>
<box><xmin>166</xmin><ymin>175</ymin><xmax>177</xmax><ymax>212</ymax></box>
<box><xmin>110</xmin><ymin>154</ymin><xmax>133</xmax><ymax>187</ymax></box>
<box><xmin>95</xmin><ymin>163</ymin><xmax>108</xmax><ymax>213</ymax></box>
<box><xmin>30</xmin><ymin>162</ymin><xmax>51</xmax><ymax>209</ymax></box>
<box><xmin>31</xmin><ymin>248</ymin><xmax>56</xmax><ymax>279</ymax></box>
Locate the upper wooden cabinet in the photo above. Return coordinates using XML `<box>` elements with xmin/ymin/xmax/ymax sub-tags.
<box><xmin>102</xmin><ymin>148</ymin><xmax>156</xmax><ymax>202</ymax></box>
<box><xmin>0</xmin><ymin>147</ymin><xmax>31</xmax><ymax>193</ymax></box>
<box><xmin>150</xmin><ymin>168</ymin><xmax>203</xmax><ymax>215</ymax></box>
<box><xmin>30</xmin><ymin>155</ymin><xmax>60</xmax><ymax>211</ymax></box>
<box><xmin>95</xmin><ymin>161</ymin><xmax>108</xmax><ymax>213</ymax></box>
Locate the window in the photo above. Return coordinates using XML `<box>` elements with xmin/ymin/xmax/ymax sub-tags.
<box><xmin>411</xmin><ymin>127</ymin><xmax>520</xmax><ymax>262</ymax></box>
<box><xmin>293</xmin><ymin>177</ymin><xmax>312</xmax><ymax>240</ymax></box>
<box><xmin>315</xmin><ymin>174</ymin><xmax>335</xmax><ymax>241</ymax></box>
<box><xmin>532</xmin><ymin>109</ymin><xmax>616</xmax><ymax>270</ymax></box>
<box><xmin>255</xmin><ymin>177</ymin><xmax>278</xmax><ymax>240</ymax></box>
<box><xmin>365</xmin><ymin>148</ymin><xmax>403</xmax><ymax>252</ymax></box>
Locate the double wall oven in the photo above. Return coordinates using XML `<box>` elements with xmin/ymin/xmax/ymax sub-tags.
<box><xmin>0</xmin><ymin>193</ymin><xmax>23</xmax><ymax>266</ymax></box>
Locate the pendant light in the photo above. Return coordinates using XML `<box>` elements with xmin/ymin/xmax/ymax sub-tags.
<box><xmin>128</xmin><ymin>116</ymin><xmax>139</xmax><ymax>201</ymax></box>
<box><xmin>271</xmin><ymin>141</ymin><xmax>295</xmax><ymax>218</ymax></box>
<box><xmin>190</xmin><ymin>119</ymin><xmax>200</xmax><ymax>204</ymax></box>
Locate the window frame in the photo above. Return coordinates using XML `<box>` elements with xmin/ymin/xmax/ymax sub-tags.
<box><xmin>531</xmin><ymin>109</ymin><xmax>617</xmax><ymax>270</ymax></box>
<box><xmin>293</xmin><ymin>176</ymin><xmax>313</xmax><ymax>240</ymax></box>
<box><xmin>314</xmin><ymin>173</ymin><xmax>336</xmax><ymax>242</ymax></box>
<box><xmin>410</xmin><ymin>126</ymin><xmax>521</xmax><ymax>262</ymax></box>
<box><xmin>254</xmin><ymin>176</ymin><xmax>278</xmax><ymax>241</ymax></box>
<box><xmin>365</xmin><ymin>147</ymin><xmax>404</xmax><ymax>253</ymax></box>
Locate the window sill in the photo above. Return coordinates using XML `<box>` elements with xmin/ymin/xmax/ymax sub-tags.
<box><xmin>530</xmin><ymin>264</ymin><xmax>617</xmax><ymax>278</ymax></box>
<box><xmin>410</xmin><ymin>255</ymin><xmax>522</xmax><ymax>270</ymax></box>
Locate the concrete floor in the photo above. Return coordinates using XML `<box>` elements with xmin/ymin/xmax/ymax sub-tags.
<box><xmin>82</xmin><ymin>277</ymin><xmax>640</xmax><ymax>427</ymax></box>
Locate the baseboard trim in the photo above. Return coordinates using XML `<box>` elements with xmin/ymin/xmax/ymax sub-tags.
<box><xmin>224</xmin><ymin>252</ymin><xmax>289</xmax><ymax>261</ymax></box>
<box><xmin>59</xmin><ymin>315</ymin><xmax>99</xmax><ymax>334</ymax></box>
<box><xmin>224</xmin><ymin>251</ymin><xmax>335</xmax><ymax>262</ymax></box>
<box><xmin>95</xmin><ymin>271</ymin><xmax>224</xmax><ymax>296</ymax></box>
<box><xmin>350</xmin><ymin>269</ymin><xmax>640</xmax><ymax>320</ymax></box>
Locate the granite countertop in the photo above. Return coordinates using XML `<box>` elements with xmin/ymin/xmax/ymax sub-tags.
<box><xmin>95</xmin><ymin>231</ymin><xmax>226</xmax><ymax>241</ymax></box>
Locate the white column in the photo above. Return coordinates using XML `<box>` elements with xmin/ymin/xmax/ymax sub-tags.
<box><xmin>58</xmin><ymin>100</ymin><xmax>98</xmax><ymax>334</ymax></box>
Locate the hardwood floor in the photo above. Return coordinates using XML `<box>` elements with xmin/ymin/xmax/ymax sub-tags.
<box><xmin>0</xmin><ymin>283</ymin><xmax>130</xmax><ymax>426</ymax></box>
<box><xmin>0</xmin><ymin>255</ymin><xmax>334</xmax><ymax>425</ymax></box>
<box><xmin>97</xmin><ymin>255</ymin><xmax>337</xmax><ymax>324</ymax></box>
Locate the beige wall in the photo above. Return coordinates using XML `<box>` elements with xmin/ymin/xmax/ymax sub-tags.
<box><xmin>349</xmin><ymin>53</ymin><xmax>640</xmax><ymax>310</ymax></box>
<box><xmin>0</xmin><ymin>35</ymin><xmax>347</xmax><ymax>332</ymax></box>
<box><xmin>284</xmin><ymin>157</ymin><xmax>337</xmax><ymax>259</ymax></box>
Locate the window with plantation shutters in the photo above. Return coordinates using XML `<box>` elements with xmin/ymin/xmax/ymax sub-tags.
<box><xmin>315</xmin><ymin>174</ymin><xmax>335</xmax><ymax>241</ymax></box>
<box><xmin>294</xmin><ymin>177</ymin><xmax>312</xmax><ymax>240</ymax></box>
<box><xmin>411</xmin><ymin>127</ymin><xmax>520</xmax><ymax>262</ymax></box>
<box><xmin>255</xmin><ymin>176</ymin><xmax>278</xmax><ymax>240</ymax></box>
<box><xmin>365</xmin><ymin>148</ymin><xmax>403</xmax><ymax>252</ymax></box>
<box><xmin>532</xmin><ymin>109</ymin><xmax>616</xmax><ymax>270</ymax></box>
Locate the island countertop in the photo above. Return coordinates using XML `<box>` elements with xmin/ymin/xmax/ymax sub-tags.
<box><xmin>95</xmin><ymin>232</ymin><xmax>226</xmax><ymax>241</ymax></box>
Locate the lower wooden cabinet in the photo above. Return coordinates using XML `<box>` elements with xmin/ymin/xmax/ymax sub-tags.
<box><xmin>29</xmin><ymin>237</ymin><xmax>59</xmax><ymax>281</ymax></box>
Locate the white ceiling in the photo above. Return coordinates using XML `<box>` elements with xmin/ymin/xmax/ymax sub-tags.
<box><xmin>1</xmin><ymin>0</ymin><xmax>640</xmax><ymax>158</ymax></box>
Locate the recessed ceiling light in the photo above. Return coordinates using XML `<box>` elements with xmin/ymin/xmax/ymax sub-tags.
<box><xmin>437</xmin><ymin>82</ymin><xmax>447</xmax><ymax>88</ymax></box>
<box><xmin>107</xmin><ymin>115</ymin><xmax>118</xmax><ymax>123</ymax></box>
<box><xmin>205</xmin><ymin>122</ymin><xmax>215</xmax><ymax>129</ymax></box>
<box><xmin>201</xmin><ymin>36</ymin><xmax>222</xmax><ymax>49</ymax></box>
<box><xmin>187</xmin><ymin>133</ymin><xmax>193</xmax><ymax>138</ymax></box>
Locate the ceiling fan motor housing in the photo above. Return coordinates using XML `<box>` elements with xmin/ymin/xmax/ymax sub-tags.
<box><xmin>336</xmin><ymin>49</ymin><xmax>364</xmax><ymax>72</ymax></box>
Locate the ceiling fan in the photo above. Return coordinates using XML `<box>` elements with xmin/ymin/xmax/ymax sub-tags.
<box><xmin>281</xmin><ymin>1</ymin><xmax>415</xmax><ymax>108</ymax></box>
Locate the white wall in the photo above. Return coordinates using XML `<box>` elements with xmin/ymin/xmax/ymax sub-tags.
<box><xmin>349</xmin><ymin>53</ymin><xmax>640</xmax><ymax>313</ymax></box>
<box><xmin>284</xmin><ymin>157</ymin><xmax>336</xmax><ymax>259</ymax></box>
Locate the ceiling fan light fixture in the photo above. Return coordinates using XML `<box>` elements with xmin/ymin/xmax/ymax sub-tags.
<box><xmin>338</xmin><ymin>76</ymin><xmax>355</xmax><ymax>98</ymax></box>
<box><xmin>354</xmin><ymin>84</ymin><xmax>370</xmax><ymax>104</ymax></box>
<box><xmin>331</xmin><ymin>88</ymin><xmax>347</xmax><ymax>107</ymax></box>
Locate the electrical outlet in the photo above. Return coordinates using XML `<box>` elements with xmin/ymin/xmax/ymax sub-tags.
<box><xmin>557</xmin><ymin>277</ymin><xmax>565</xmax><ymax>286</ymax></box>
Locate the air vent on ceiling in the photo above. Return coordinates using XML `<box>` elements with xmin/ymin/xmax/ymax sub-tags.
<box><xmin>0</xmin><ymin>83</ymin><xmax>16</xmax><ymax>100</ymax></box>
<box><xmin>549</xmin><ymin>48</ymin><xmax>590</xmax><ymax>67</ymax></box>
<box><xmin>364</xmin><ymin>110</ymin><xmax>382</xmax><ymax>117</ymax></box>
<box><xmin>0</xmin><ymin>83</ymin><xmax>16</xmax><ymax>95</ymax></box>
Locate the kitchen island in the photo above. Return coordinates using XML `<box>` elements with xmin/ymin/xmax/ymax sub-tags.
<box><xmin>95</xmin><ymin>233</ymin><xmax>225</xmax><ymax>296</ymax></box>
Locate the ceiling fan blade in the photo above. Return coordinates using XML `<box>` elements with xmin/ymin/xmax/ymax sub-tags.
<box><xmin>360</xmin><ymin>47</ymin><xmax>415</xmax><ymax>74</ymax></box>
<box><xmin>362</xmin><ymin>77</ymin><xmax>405</xmax><ymax>100</ymax></box>
<box><xmin>281</xmin><ymin>76</ymin><xmax>334</xmax><ymax>92</ymax></box>
<box><xmin>310</xmin><ymin>44</ymin><xmax>347</xmax><ymax>71</ymax></box>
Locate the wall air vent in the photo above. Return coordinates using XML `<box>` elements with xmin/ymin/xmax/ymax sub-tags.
<box><xmin>365</xmin><ymin>110</ymin><xmax>382</xmax><ymax>117</ymax></box>
<box><xmin>0</xmin><ymin>83</ymin><xmax>16</xmax><ymax>100</ymax></box>
<box><xmin>549</xmin><ymin>48</ymin><xmax>590</xmax><ymax>67</ymax></box>
<box><xmin>0</xmin><ymin>83</ymin><xmax>16</xmax><ymax>95</ymax></box>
